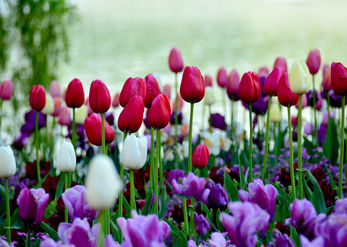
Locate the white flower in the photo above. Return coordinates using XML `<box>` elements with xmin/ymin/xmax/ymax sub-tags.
<box><xmin>289</xmin><ymin>61</ymin><xmax>311</xmax><ymax>95</ymax></box>
<box><xmin>54</xmin><ymin>139</ymin><xmax>76</xmax><ymax>172</ymax></box>
<box><xmin>42</xmin><ymin>95</ymin><xmax>54</xmax><ymax>115</ymax></box>
<box><xmin>75</xmin><ymin>105</ymin><xmax>88</xmax><ymax>124</ymax></box>
<box><xmin>0</xmin><ymin>146</ymin><xmax>16</xmax><ymax>177</ymax></box>
<box><xmin>204</xmin><ymin>87</ymin><xmax>216</xmax><ymax>106</ymax></box>
<box><xmin>121</xmin><ymin>134</ymin><xmax>147</xmax><ymax>170</ymax></box>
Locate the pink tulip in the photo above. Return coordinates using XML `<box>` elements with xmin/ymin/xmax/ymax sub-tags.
<box><xmin>0</xmin><ymin>80</ymin><xmax>14</xmax><ymax>100</ymax></box>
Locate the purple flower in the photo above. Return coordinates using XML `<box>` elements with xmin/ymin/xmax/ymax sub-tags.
<box><xmin>220</xmin><ymin>201</ymin><xmax>270</xmax><ymax>247</ymax></box>
<box><xmin>171</xmin><ymin>172</ymin><xmax>206</xmax><ymax>201</ymax></box>
<box><xmin>166</xmin><ymin>169</ymin><xmax>185</xmax><ymax>189</ymax></box>
<box><xmin>170</xmin><ymin>111</ymin><xmax>183</xmax><ymax>125</ymax></box>
<box><xmin>62</xmin><ymin>185</ymin><xmax>98</xmax><ymax>221</ymax></box>
<box><xmin>17</xmin><ymin>187</ymin><xmax>49</xmax><ymax>224</ymax></box>
<box><xmin>268</xmin><ymin>229</ymin><xmax>294</xmax><ymax>247</ymax></box>
<box><xmin>300</xmin><ymin>235</ymin><xmax>324</xmax><ymax>247</ymax></box>
<box><xmin>238</xmin><ymin>179</ymin><xmax>278</xmax><ymax>219</ymax></box>
<box><xmin>117</xmin><ymin>211</ymin><xmax>170</xmax><ymax>247</ymax></box>
<box><xmin>335</xmin><ymin>198</ymin><xmax>347</xmax><ymax>214</ymax></box>
<box><xmin>208</xmin><ymin>232</ymin><xmax>227</xmax><ymax>247</ymax></box>
<box><xmin>194</xmin><ymin>212</ymin><xmax>210</xmax><ymax>235</ymax></box>
<box><xmin>105</xmin><ymin>112</ymin><xmax>115</xmax><ymax>126</ymax></box>
<box><xmin>202</xmin><ymin>181</ymin><xmax>229</xmax><ymax>208</ymax></box>
<box><xmin>209</xmin><ymin>113</ymin><xmax>226</xmax><ymax>130</ymax></box>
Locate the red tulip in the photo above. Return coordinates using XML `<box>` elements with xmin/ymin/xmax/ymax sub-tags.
<box><xmin>306</xmin><ymin>49</ymin><xmax>321</xmax><ymax>75</ymax></box>
<box><xmin>258</xmin><ymin>66</ymin><xmax>270</xmax><ymax>78</ymax></box>
<box><xmin>118</xmin><ymin>96</ymin><xmax>145</xmax><ymax>133</ymax></box>
<box><xmin>144</xmin><ymin>74</ymin><xmax>161</xmax><ymax>108</ymax></box>
<box><xmin>112</xmin><ymin>92</ymin><xmax>120</xmax><ymax>108</ymax></box>
<box><xmin>89</xmin><ymin>80</ymin><xmax>111</xmax><ymax>113</ymax></box>
<box><xmin>84</xmin><ymin>113</ymin><xmax>114</xmax><ymax>146</ymax></box>
<box><xmin>163</xmin><ymin>84</ymin><xmax>171</xmax><ymax>100</ymax></box>
<box><xmin>119</xmin><ymin>77</ymin><xmax>146</xmax><ymax>107</ymax></box>
<box><xmin>226</xmin><ymin>69</ymin><xmax>240</xmax><ymax>101</ymax></box>
<box><xmin>277</xmin><ymin>72</ymin><xmax>299</xmax><ymax>107</ymax></box>
<box><xmin>321</xmin><ymin>64</ymin><xmax>332</xmax><ymax>91</ymax></box>
<box><xmin>264</xmin><ymin>67</ymin><xmax>283</xmax><ymax>96</ymax></box>
<box><xmin>65</xmin><ymin>78</ymin><xmax>85</xmax><ymax>108</ymax></box>
<box><xmin>204</xmin><ymin>74</ymin><xmax>213</xmax><ymax>87</ymax></box>
<box><xmin>0</xmin><ymin>80</ymin><xmax>14</xmax><ymax>100</ymax></box>
<box><xmin>52</xmin><ymin>97</ymin><xmax>63</xmax><ymax>117</ymax></box>
<box><xmin>180</xmin><ymin>66</ymin><xmax>205</xmax><ymax>103</ymax></box>
<box><xmin>49</xmin><ymin>80</ymin><xmax>62</xmax><ymax>98</ymax></box>
<box><xmin>216</xmin><ymin>67</ymin><xmax>228</xmax><ymax>88</ymax></box>
<box><xmin>192</xmin><ymin>144</ymin><xmax>209</xmax><ymax>169</ymax></box>
<box><xmin>29</xmin><ymin>85</ymin><xmax>46</xmax><ymax>111</ymax></box>
<box><xmin>147</xmin><ymin>94</ymin><xmax>171</xmax><ymax>129</ymax></box>
<box><xmin>238</xmin><ymin>72</ymin><xmax>261</xmax><ymax>103</ymax></box>
<box><xmin>168</xmin><ymin>47</ymin><xmax>184</xmax><ymax>73</ymax></box>
<box><xmin>273</xmin><ymin>56</ymin><xmax>288</xmax><ymax>72</ymax></box>
<box><xmin>331</xmin><ymin>62</ymin><xmax>347</xmax><ymax>96</ymax></box>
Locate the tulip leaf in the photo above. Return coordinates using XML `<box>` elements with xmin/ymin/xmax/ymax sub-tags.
<box><xmin>159</xmin><ymin>186</ymin><xmax>168</xmax><ymax>218</ymax></box>
<box><xmin>270</xmin><ymin>182</ymin><xmax>291</xmax><ymax>203</ymax></box>
<box><xmin>200</xmin><ymin>202</ymin><xmax>213</xmax><ymax>223</ymax></box>
<box><xmin>110</xmin><ymin>218</ymin><xmax>122</xmax><ymax>243</ymax></box>
<box><xmin>123</xmin><ymin>197</ymin><xmax>131</xmax><ymax>217</ymax></box>
<box><xmin>323</xmin><ymin>118</ymin><xmax>339</xmax><ymax>165</ymax></box>
<box><xmin>40</xmin><ymin>222</ymin><xmax>59</xmax><ymax>240</ymax></box>
<box><xmin>164</xmin><ymin>219</ymin><xmax>187</xmax><ymax>246</ymax></box>
<box><xmin>305</xmin><ymin>170</ymin><xmax>327</xmax><ymax>214</ymax></box>
<box><xmin>303</xmin><ymin>177</ymin><xmax>313</xmax><ymax>201</ymax></box>
<box><xmin>164</xmin><ymin>178</ymin><xmax>173</xmax><ymax>192</ymax></box>
<box><xmin>290</xmin><ymin>226</ymin><xmax>301</xmax><ymax>247</ymax></box>
<box><xmin>34</xmin><ymin>173</ymin><xmax>49</xmax><ymax>189</ymax></box>
<box><xmin>141</xmin><ymin>189</ymin><xmax>153</xmax><ymax>215</ymax></box>
<box><xmin>216</xmin><ymin>209</ymin><xmax>224</xmax><ymax>231</ymax></box>
<box><xmin>224</xmin><ymin>172</ymin><xmax>239</xmax><ymax>201</ymax></box>
<box><xmin>55</xmin><ymin>175</ymin><xmax>65</xmax><ymax>200</ymax></box>
<box><xmin>238</xmin><ymin>155</ymin><xmax>247</xmax><ymax>190</ymax></box>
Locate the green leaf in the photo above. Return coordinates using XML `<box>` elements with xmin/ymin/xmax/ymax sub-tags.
<box><xmin>270</xmin><ymin>182</ymin><xmax>291</xmax><ymax>202</ymax></box>
<box><xmin>34</xmin><ymin>173</ymin><xmax>49</xmax><ymax>189</ymax></box>
<box><xmin>40</xmin><ymin>222</ymin><xmax>59</xmax><ymax>240</ymax></box>
<box><xmin>303</xmin><ymin>178</ymin><xmax>312</xmax><ymax>201</ymax></box>
<box><xmin>110</xmin><ymin>218</ymin><xmax>122</xmax><ymax>243</ymax></box>
<box><xmin>159</xmin><ymin>186</ymin><xmax>168</xmax><ymax>218</ymax></box>
<box><xmin>305</xmin><ymin>170</ymin><xmax>327</xmax><ymax>214</ymax></box>
<box><xmin>123</xmin><ymin>197</ymin><xmax>131</xmax><ymax>217</ymax></box>
<box><xmin>216</xmin><ymin>209</ymin><xmax>224</xmax><ymax>231</ymax></box>
<box><xmin>164</xmin><ymin>219</ymin><xmax>187</xmax><ymax>245</ymax></box>
<box><xmin>141</xmin><ymin>189</ymin><xmax>153</xmax><ymax>215</ymax></box>
<box><xmin>44</xmin><ymin>200</ymin><xmax>57</xmax><ymax>219</ymax></box>
<box><xmin>290</xmin><ymin>226</ymin><xmax>301</xmax><ymax>247</ymax></box>
<box><xmin>323</xmin><ymin>118</ymin><xmax>339</xmax><ymax>165</ymax></box>
<box><xmin>224</xmin><ymin>172</ymin><xmax>239</xmax><ymax>201</ymax></box>
<box><xmin>55</xmin><ymin>175</ymin><xmax>65</xmax><ymax>200</ymax></box>
<box><xmin>238</xmin><ymin>155</ymin><xmax>247</xmax><ymax>190</ymax></box>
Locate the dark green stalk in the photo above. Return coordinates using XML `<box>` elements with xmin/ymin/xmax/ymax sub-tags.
<box><xmin>130</xmin><ymin>169</ymin><xmax>136</xmax><ymax>210</ymax></box>
<box><xmin>118</xmin><ymin>132</ymin><xmax>127</xmax><ymax>218</ymax></box>
<box><xmin>65</xmin><ymin>172</ymin><xmax>69</xmax><ymax>222</ymax></box>
<box><xmin>262</xmin><ymin>96</ymin><xmax>272</xmax><ymax>182</ymax></box>
<box><xmin>338</xmin><ymin>96</ymin><xmax>345</xmax><ymax>198</ymax></box>
<box><xmin>188</xmin><ymin>103</ymin><xmax>194</xmax><ymax>173</ymax></box>
<box><xmin>154</xmin><ymin>129</ymin><xmax>161</xmax><ymax>214</ymax></box>
<box><xmin>174</xmin><ymin>72</ymin><xmax>179</xmax><ymax>167</ymax></box>
<box><xmin>249</xmin><ymin>104</ymin><xmax>253</xmax><ymax>182</ymax></box>
<box><xmin>35</xmin><ymin>111</ymin><xmax>41</xmax><ymax>182</ymax></box>
<box><xmin>312</xmin><ymin>75</ymin><xmax>318</xmax><ymax>146</ymax></box>
<box><xmin>183</xmin><ymin>197</ymin><xmax>189</xmax><ymax>236</ymax></box>
<box><xmin>297</xmin><ymin>95</ymin><xmax>303</xmax><ymax>199</ymax></box>
<box><xmin>72</xmin><ymin>108</ymin><xmax>76</xmax><ymax>149</ymax></box>
<box><xmin>5</xmin><ymin>178</ymin><xmax>11</xmax><ymax>244</ymax></box>
<box><xmin>230</xmin><ymin>100</ymin><xmax>234</xmax><ymax>138</ymax></box>
<box><xmin>150</xmin><ymin>127</ymin><xmax>155</xmax><ymax>189</ymax></box>
<box><xmin>287</xmin><ymin>107</ymin><xmax>296</xmax><ymax>199</ymax></box>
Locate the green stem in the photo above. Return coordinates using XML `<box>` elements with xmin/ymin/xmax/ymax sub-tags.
<box><xmin>287</xmin><ymin>107</ymin><xmax>296</xmax><ymax>199</ymax></box>
<box><xmin>25</xmin><ymin>224</ymin><xmax>31</xmax><ymax>247</ymax></box>
<box><xmin>65</xmin><ymin>173</ymin><xmax>69</xmax><ymax>222</ymax></box>
<box><xmin>298</xmin><ymin>95</ymin><xmax>303</xmax><ymax>199</ymax></box>
<box><xmin>5</xmin><ymin>178</ymin><xmax>11</xmax><ymax>244</ymax></box>
<box><xmin>101</xmin><ymin>113</ymin><xmax>106</xmax><ymax>155</ymax></box>
<box><xmin>35</xmin><ymin>111</ymin><xmax>41</xmax><ymax>182</ymax></box>
<box><xmin>174</xmin><ymin>72</ymin><xmax>179</xmax><ymax>167</ymax></box>
<box><xmin>98</xmin><ymin>210</ymin><xmax>105</xmax><ymax>247</ymax></box>
<box><xmin>130</xmin><ymin>169</ymin><xmax>136</xmax><ymax>211</ymax></box>
<box><xmin>188</xmin><ymin>103</ymin><xmax>194</xmax><ymax>173</ymax></box>
<box><xmin>183</xmin><ymin>197</ymin><xmax>189</xmax><ymax>236</ymax></box>
<box><xmin>221</xmin><ymin>87</ymin><xmax>226</xmax><ymax>117</ymax></box>
<box><xmin>262</xmin><ymin>96</ymin><xmax>272</xmax><ymax>182</ymax></box>
<box><xmin>72</xmin><ymin>108</ymin><xmax>76</xmax><ymax>149</ymax></box>
<box><xmin>327</xmin><ymin>95</ymin><xmax>331</xmax><ymax>160</ymax></box>
<box><xmin>118</xmin><ymin>132</ymin><xmax>127</xmax><ymax>218</ymax></box>
<box><xmin>249</xmin><ymin>104</ymin><xmax>253</xmax><ymax>182</ymax></box>
<box><xmin>159</xmin><ymin>133</ymin><xmax>163</xmax><ymax>188</ymax></box>
<box><xmin>154</xmin><ymin>129</ymin><xmax>161</xmax><ymax>214</ymax></box>
<box><xmin>312</xmin><ymin>75</ymin><xmax>318</xmax><ymax>146</ymax></box>
<box><xmin>150</xmin><ymin>127</ymin><xmax>155</xmax><ymax>189</ymax></box>
<box><xmin>338</xmin><ymin>96</ymin><xmax>345</xmax><ymax>198</ymax></box>
<box><xmin>190</xmin><ymin>200</ymin><xmax>195</xmax><ymax>238</ymax></box>
<box><xmin>230</xmin><ymin>100</ymin><xmax>234</xmax><ymax>138</ymax></box>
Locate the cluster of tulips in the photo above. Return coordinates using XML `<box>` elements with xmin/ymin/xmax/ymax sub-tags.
<box><xmin>0</xmin><ymin>47</ymin><xmax>347</xmax><ymax>247</ymax></box>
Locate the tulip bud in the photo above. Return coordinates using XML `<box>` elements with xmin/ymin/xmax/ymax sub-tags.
<box><xmin>226</xmin><ymin>69</ymin><xmax>240</xmax><ymax>101</ymax></box>
<box><xmin>52</xmin><ymin>97</ymin><xmax>63</xmax><ymax>117</ymax></box>
<box><xmin>118</xmin><ymin>95</ymin><xmax>144</xmax><ymax>133</ymax></box>
<box><xmin>42</xmin><ymin>95</ymin><xmax>54</xmax><ymax>115</ymax></box>
<box><xmin>85</xmin><ymin>155</ymin><xmax>122</xmax><ymax>210</ymax></box>
<box><xmin>269</xmin><ymin>103</ymin><xmax>281</xmax><ymax>123</ymax></box>
<box><xmin>75</xmin><ymin>105</ymin><xmax>88</xmax><ymax>124</ymax></box>
<box><xmin>306</xmin><ymin>49</ymin><xmax>321</xmax><ymax>75</ymax></box>
<box><xmin>216</xmin><ymin>67</ymin><xmax>228</xmax><ymax>88</ymax></box>
<box><xmin>204</xmin><ymin>87</ymin><xmax>215</xmax><ymax>106</ymax></box>
<box><xmin>121</xmin><ymin>134</ymin><xmax>147</xmax><ymax>170</ymax></box>
<box><xmin>331</xmin><ymin>62</ymin><xmax>347</xmax><ymax>96</ymax></box>
<box><xmin>192</xmin><ymin>144</ymin><xmax>209</xmax><ymax>169</ymax></box>
<box><xmin>54</xmin><ymin>139</ymin><xmax>76</xmax><ymax>172</ymax></box>
<box><xmin>89</xmin><ymin>80</ymin><xmax>111</xmax><ymax>113</ymax></box>
<box><xmin>277</xmin><ymin>72</ymin><xmax>299</xmax><ymax>107</ymax></box>
<box><xmin>204</xmin><ymin>74</ymin><xmax>213</xmax><ymax>87</ymax></box>
<box><xmin>58</xmin><ymin>106</ymin><xmax>71</xmax><ymax>126</ymax></box>
<box><xmin>84</xmin><ymin>113</ymin><xmax>115</xmax><ymax>146</ymax></box>
<box><xmin>273</xmin><ymin>56</ymin><xmax>288</xmax><ymax>72</ymax></box>
<box><xmin>119</xmin><ymin>77</ymin><xmax>146</xmax><ymax>107</ymax></box>
<box><xmin>321</xmin><ymin>64</ymin><xmax>332</xmax><ymax>91</ymax></box>
<box><xmin>144</xmin><ymin>74</ymin><xmax>161</xmax><ymax>108</ymax></box>
<box><xmin>163</xmin><ymin>84</ymin><xmax>171</xmax><ymax>100</ymax></box>
<box><xmin>168</xmin><ymin>47</ymin><xmax>184</xmax><ymax>73</ymax></box>
<box><xmin>29</xmin><ymin>85</ymin><xmax>46</xmax><ymax>111</ymax></box>
<box><xmin>49</xmin><ymin>80</ymin><xmax>62</xmax><ymax>98</ymax></box>
<box><xmin>112</xmin><ymin>92</ymin><xmax>120</xmax><ymax>108</ymax></box>
<box><xmin>147</xmin><ymin>94</ymin><xmax>171</xmax><ymax>129</ymax></box>
<box><xmin>288</xmin><ymin>61</ymin><xmax>310</xmax><ymax>95</ymax></box>
<box><xmin>258</xmin><ymin>66</ymin><xmax>269</xmax><ymax>78</ymax></box>
<box><xmin>65</xmin><ymin>78</ymin><xmax>85</xmax><ymax>108</ymax></box>
<box><xmin>264</xmin><ymin>67</ymin><xmax>282</xmax><ymax>96</ymax></box>
<box><xmin>0</xmin><ymin>146</ymin><xmax>16</xmax><ymax>177</ymax></box>
<box><xmin>180</xmin><ymin>66</ymin><xmax>205</xmax><ymax>103</ymax></box>
<box><xmin>239</xmin><ymin>72</ymin><xmax>261</xmax><ymax>103</ymax></box>
<box><xmin>0</xmin><ymin>80</ymin><xmax>14</xmax><ymax>100</ymax></box>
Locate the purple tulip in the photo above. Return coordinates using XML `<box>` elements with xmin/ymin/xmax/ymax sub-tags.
<box><xmin>194</xmin><ymin>212</ymin><xmax>210</xmax><ymax>235</ymax></box>
<box><xmin>220</xmin><ymin>202</ymin><xmax>270</xmax><ymax>247</ymax></box>
<box><xmin>209</xmin><ymin>113</ymin><xmax>226</xmax><ymax>130</ymax></box>
<box><xmin>117</xmin><ymin>211</ymin><xmax>170</xmax><ymax>247</ymax></box>
<box><xmin>171</xmin><ymin>172</ymin><xmax>206</xmax><ymax>201</ymax></box>
<box><xmin>62</xmin><ymin>185</ymin><xmax>98</xmax><ymax>221</ymax></box>
<box><xmin>300</xmin><ymin>235</ymin><xmax>324</xmax><ymax>247</ymax></box>
<box><xmin>238</xmin><ymin>179</ymin><xmax>278</xmax><ymax>219</ymax></box>
<box><xmin>17</xmin><ymin>187</ymin><xmax>49</xmax><ymax>224</ymax></box>
<box><xmin>202</xmin><ymin>181</ymin><xmax>229</xmax><ymax>208</ymax></box>
<box><xmin>268</xmin><ymin>229</ymin><xmax>294</xmax><ymax>247</ymax></box>
<box><xmin>335</xmin><ymin>198</ymin><xmax>347</xmax><ymax>214</ymax></box>
<box><xmin>208</xmin><ymin>232</ymin><xmax>227</xmax><ymax>247</ymax></box>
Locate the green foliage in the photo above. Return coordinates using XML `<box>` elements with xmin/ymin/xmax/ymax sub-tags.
<box><xmin>323</xmin><ymin>118</ymin><xmax>339</xmax><ymax>165</ymax></box>
<box><xmin>305</xmin><ymin>170</ymin><xmax>327</xmax><ymax>214</ymax></box>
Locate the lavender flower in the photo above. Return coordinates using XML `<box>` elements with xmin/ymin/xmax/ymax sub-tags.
<box><xmin>202</xmin><ymin>181</ymin><xmax>229</xmax><ymax>208</ymax></box>
<box><xmin>194</xmin><ymin>212</ymin><xmax>210</xmax><ymax>235</ymax></box>
<box><xmin>300</xmin><ymin>235</ymin><xmax>324</xmax><ymax>247</ymax></box>
<box><xmin>335</xmin><ymin>198</ymin><xmax>347</xmax><ymax>214</ymax></box>
<box><xmin>171</xmin><ymin>172</ymin><xmax>206</xmax><ymax>201</ymax></box>
<box><xmin>268</xmin><ymin>229</ymin><xmax>294</xmax><ymax>247</ymax></box>
<box><xmin>315</xmin><ymin>212</ymin><xmax>347</xmax><ymax>246</ymax></box>
<box><xmin>208</xmin><ymin>232</ymin><xmax>227</xmax><ymax>247</ymax></box>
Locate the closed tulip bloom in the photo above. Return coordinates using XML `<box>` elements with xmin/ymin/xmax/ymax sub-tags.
<box><xmin>273</xmin><ymin>56</ymin><xmax>288</xmax><ymax>72</ymax></box>
<box><xmin>204</xmin><ymin>74</ymin><xmax>213</xmax><ymax>87</ymax></box>
<box><xmin>85</xmin><ymin>155</ymin><xmax>122</xmax><ymax>210</ymax></box>
<box><xmin>216</xmin><ymin>67</ymin><xmax>228</xmax><ymax>88</ymax></box>
<box><xmin>192</xmin><ymin>144</ymin><xmax>209</xmax><ymax>169</ymax></box>
<box><xmin>75</xmin><ymin>105</ymin><xmax>88</xmax><ymax>124</ymax></box>
<box><xmin>147</xmin><ymin>94</ymin><xmax>171</xmax><ymax>129</ymax></box>
<box><xmin>65</xmin><ymin>78</ymin><xmax>85</xmax><ymax>108</ymax></box>
<box><xmin>258</xmin><ymin>66</ymin><xmax>270</xmax><ymax>78</ymax></box>
<box><xmin>54</xmin><ymin>139</ymin><xmax>76</xmax><ymax>172</ymax></box>
<box><xmin>306</xmin><ymin>49</ymin><xmax>321</xmax><ymax>75</ymax></box>
<box><xmin>264</xmin><ymin>67</ymin><xmax>283</xmax><ymax>96</ymax></box>
<box><xmin>118</xmin><ymin>96</ymin><xmax>145</xmax><ymax>133</ymax></box>
<box><xmin>84</xmin><ymin>113</ymin><xmax>114</xmax><ymax>146</ymax></box>
<box><xmin>0</xmin><ymin>80</ymin><xmax>14</xmax><ymax>100</ymax></box>
<box><xmin>331</xmin><ymin>62</ymin><xmax>347</xmax><ymax>95</ymax></box>
<box><xmin>52</xmin><ymin>97</ymin><xmax>63</xmax><ymax>117</ymax></box>
<box><xmin>49</xmin><ymin>80</ymin><xmax>62</xmax><ymax>98</ymax></box>
<box><xmin>119</xmin><ymin>77</ymin><xmax>146</xmax><ymax>107</ymax></box>
<box><xmin>168</xmin><ymin>47</ymin><xmax>184</xmax><ymax>73</ymax></box>
<box><xmin>277</xmin><ymin>72</ymin><xmax>299</xmax><ymax>106</ymax></box>
<box><xmin>269</xmin><ymin>102</ymin><xmax>281</xmax><ymax>123</ymax></box>
<box><xmin>226</xmin><ymin>69</ymin><xmax>240</xmax><ymax>101</ymax></box>
<box><xmin>288</xmin><ymin>61</ymin><xmax>310</xmax><ymax>95</ymax></box>
<box><xmin>58</xmin><ymin>106</ymin><xmax>71</xmax><ymax>126</ymax></box>
<box><xmin>29</xmin><ymin>85</ymin><xmax>46</xmax><ymax>111</ymax></box>
<box><xmin>180</xmin><ymin>66</ymin><xmax>205</xmax><ymax>103</ymax></box>
<box><xmin>322</xmin><ymin>64</ymin><xmax>332</xmax><ymax>91</ymax></box>
<box><xmin>239</xmin><ymin>72</ymin><xmax>261</xmax><ymax>103</ymax></box>
<box><xmin>0</xmin><ymin>146</ymin><xmax>16</xmax><ymax>177</ymax></box>
<box><xmin>144</xmin><ymin>74</ymin><xmax>161</xmax><ymax>108</ymax></box>
<box><xmin>112</xmin><ymin>92</ymin><xmax>120</xmax><ymax>108</ymax></box>
<box><xmin>89</xmin><ymin>80</ymin><xmax>111</xmax><ymax>113</ymax></box>
<box><xmin>204</xmin><ymin>87</ymin><xmax>215</xmax><ymax>106</ymax></box>
<box><xmin>163</xmin><ymin>84</ymin><xmax>171</xmax><ymax>100</ymax></box>
<box><xmin>121</xmin><ymin>134</ymin><xmax>147</xmax><ymax>170</ymax></box>
<box><xmin>42</xmin><ymin>95</ymin><xmax>54</xmax><ymax>115</ymax></box>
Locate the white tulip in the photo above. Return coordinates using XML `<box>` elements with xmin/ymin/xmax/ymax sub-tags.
<box><xmin>54</xmin><ymin>139</ymin><xmax>76</xmax><ymax>172</ymax></box>
<box><xmin>42</xmin><ymin>95</ymin><xmax>54</xmax><ymax>115</ymax></box>
<box><xmin>75</xmin><ymin>105</ymin><xmax>88</xmax><ymax>124</ymax></box>
<box><xmin>85</xmin><ymin>155</ymin><xmax>122</xmax><ymax>210</ymax></box>
<box><xmin>270</xmin><ymin>103</ymin><xmax>281</xmax><ymax>123</ymax></box>
<box><xmin>121</xmin><ymin>134</ymin><xmax>147</xmax><ymax>170</ymax></box>
<box><xmin>204</xmin><ymin>87</ymin><xmax>216</xmax><ymax>106</ymax></box>
<box><xmin>289</xmin><ymin>61</ymin><xmax>311</xmax><ymax>95</ymax></box>
<box><xmin>0</xmin><ymin>146</ymin><xmax>16</xmax><ymax>177</ymax></box>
